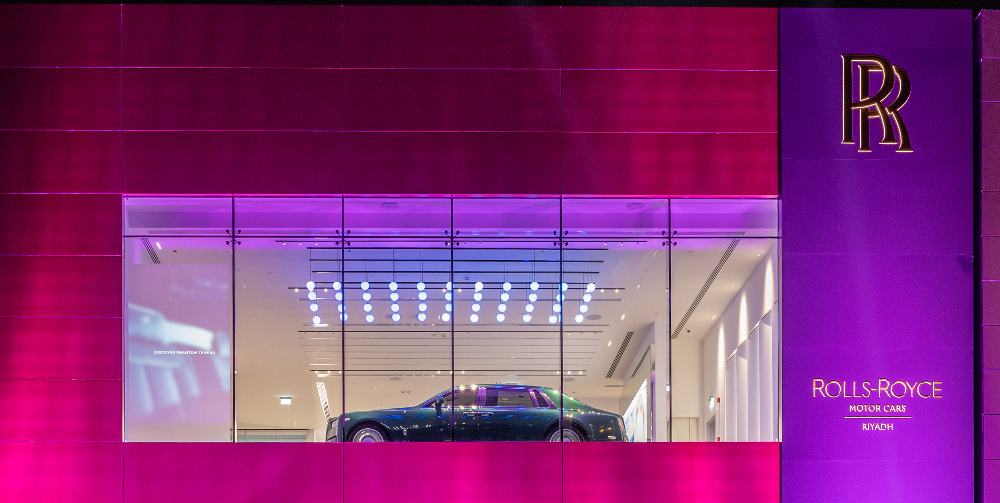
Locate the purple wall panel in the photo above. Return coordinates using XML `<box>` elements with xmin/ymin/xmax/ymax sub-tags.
<box><xmin>0</xmin><ymin>69</ymin><xmax>121</xmax><ymax>130</ymax></box>
<box><xmin>123</xmin><ymin>69</ymin><xmax>341</xmax><ymax>131</ymax></box>
<box><xmin>0</xmin><ymin>379</ymin><xmax>121</xmax><ymax>441</ymax></box>
<box><xmin>343</xmin><ymin>69</ymin><xmax>560</xmax><ymax>132</ymax></box>
<box><xmin>0</xmin><ymin>132</ymin><xmax>122</xmax><ymax>194</ymax></box>
<box><xmin>781</xmin><ymin>8</ymin><xmax>972</xmax><ymax>503</ymax></box>
<box><xmin>342</xmin><ymin>6</ymin><xmax>560</xmax><ymax>69</ymax></box>
<box><xmin>0</xmin><ymin>317</ymin><xmax>122</xmax><ymax>380</ymax></box>
<box><xmin>0</xmin><ymin>194</ymin><xmax>121</xmax><ymax>255</ymax></box>
<box><xmin>344</xmin><ymin>443</ymin><xmax>559</xmax><ymax>503</ymax></box>
<box><xmin>123</xmin><ymin>5</ymin><xmax>340</xmax><ymax>68</ymax></box>
<box><xmin>123</xmin><ymin>131</ymin><xmax>342</xmax><ymax>195</ymax></box>
<box><xmin>562</xmin><ymin>7</ymin><xmax>777</xmax><ymax>70</ymax></box>
<box><xmin>562</xmin><ymin>133</ymin><xmax>778</xmax><ymax>196</ymax></box>
<box><xmin>563</xmin><ymin>443</ymin><xmax>780</xmax><ymax>503</ymax></box>
<box><xmin>0</xmin><ymin>442</ymin><xmax>123</xmax><ymax>503</ymax></box>
<box><xmin>0</xmin><ymin>4</ymin><xmax>120</xmax><ymax>67</ymax></box>
<box><xmin>0</xmin><ymin>256</ymin><xmax>121</xmax><ymax>317</ymax></box>
<box><xmin>343</xmin><ymin>132</ymin><xmax>560</xmax><ymax>196</ymax></box>
<box><xmin>125</xmin><ymin>443</ymin><xmax>343</xmax><ymax>503</ymax></box>
<box><xmin>562</xmin><ymin>70</ymin><xmax>776</xmax><ymax>133</ymax></box>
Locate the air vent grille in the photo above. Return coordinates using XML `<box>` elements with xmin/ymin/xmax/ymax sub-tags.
<box><xmin>606</xmin><ymin>331</ymin><xmax>634</xmax><ymax>378</ymax></box>
<box><xmin>631</xmin><ymin>346</ymin><xmax>650</xmax><ymax>379</ymax></box>
<box><xmin>671</xmin><ymin>238</ymin><xmax>739</xmax><ymax>339</ymax></box>
<box><xmin>141</xmin><ymin>238</ymin><xmax>161</xmax><ymax>264</ymax></box>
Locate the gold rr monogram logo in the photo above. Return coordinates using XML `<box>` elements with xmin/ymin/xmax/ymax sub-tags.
<box><xmin>842</xmin><ymin>55</ymin><xmax>912</xmax><ymax>152</ymax></box>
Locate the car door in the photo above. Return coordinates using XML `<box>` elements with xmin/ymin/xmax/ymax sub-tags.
<box><xmin>475</xmin><ymin>387</ymin><xmax>552</xmax><ymax>441</ymax></box>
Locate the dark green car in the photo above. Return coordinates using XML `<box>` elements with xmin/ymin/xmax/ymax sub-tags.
<box><xmin>326</xmin><ymin>384</ymin><xmax>625</xmax><ymax>442</ymax></box>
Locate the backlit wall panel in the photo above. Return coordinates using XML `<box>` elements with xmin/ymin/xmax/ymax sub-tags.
<box><xmin>781</xmin><ymin>9</ymin><xmax>973</xmax><ymax>503</ymax></box>
<box><xmin>0</xmin><ymin>5</ymin><xmax>781</xmax><ymax>502</ymax></box>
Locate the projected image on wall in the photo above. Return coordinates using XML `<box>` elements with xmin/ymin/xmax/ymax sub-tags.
<box><xmin>623</xmin><ymin>379</ymin><xmax>648</xmax><ymax>442</ymax></box>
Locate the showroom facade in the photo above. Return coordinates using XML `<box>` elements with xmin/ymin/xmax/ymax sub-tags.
<box><xmin>0</xmin><ymin>5</ymin><xmax>995</xmax><ymax>503</ymax></box>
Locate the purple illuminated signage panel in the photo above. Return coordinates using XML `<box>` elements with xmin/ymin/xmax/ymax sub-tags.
<box><xmin>781</xmin><ymin>9</ymin><xmax>973</xmax><ymax>503</ymax></box>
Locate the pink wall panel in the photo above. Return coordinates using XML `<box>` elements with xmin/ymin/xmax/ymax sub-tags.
<box><xmin>987</xmin><ymin>415</ymin><xmax>1000</xmax><ymax>460</ymax></box>
<box><xmin>123</xmin><ymin>5</ymin><xmax>340</xmax><ymax>68</ymax></box>
<box><xmin>123</xmin><ymin>69</ymin><xmax>341</xmax><ymax>131</ymax></box>
<box><xmin>343</xmin><ymin>6</ymin><xmax>561</xmax><ymax>69</ymax></box>
<box><xmin>986</xmin><ymin>192</ymin><xmax>1000</xmax><ymax>235</ymax></box>
<box><xmin>0</xmin><ymin>441</ymin><xmax>123</xmax><ymax>503</ymax></box>
<box><xmin>0</xmin><ymin>194</ymin><xmax>120</xmax><ymax>255</ymax></box>
<box><xmin>0</xmin><ymin>256</ymin><xmax>121</xmax><ymax>317</ymax></box>
<box><xmin>562</xmin><ymin>133</ymin><xmax>778</xmax><ymax>196</ymax></box>
<box><xmin>562</xmin><ymin>8</ymin><xmax>777</xmax><ymax>70</ymax></box>
<box><xmin>343</xmin><ymin>132</ymin><xmax>560</xmax><ymax>195</ymax></box>
<box><xmin>990</xmin><ymin>460</ymin><xmax>1000</xmax><ymax>503</ymax></box>
<box><xmin>986</xmin><ymin>147</ymin><xmax>1000</xmax><ymax>192</ymax></box>
<box><xmin>343</xmin><ymin>443</ymin><xmax>560</xmax><ymax>503</ymax></box>
<box><xmin>0</xmin><ymin>69</ymin><xmax>121</xmax><ymax>130</ymax></box>
<box><xmin>0</xmin><ymin>132</ymin><xmax>122</xmax><ymax>194</ymax></box>
<box><xmin>987</xmin><ymin>326</ymin><xmax>1000</xmax><ymax>369</ymax></box>
<box><xmin>123</xmin><ymin>131</ymin><xmax>342</xmax><ymax>194</ymax></box>
<box><xmin>563</xmin><ymin>442</ymin><xmax>780</xmax><ymax>503</ymax></box>
<box><xmin>0</xmin><ymin>4</ymin><xmax>120</xmax><ymax>67</ymax></box>
<box><xmin>0</xmin><ymin>317</ymin><xmax>121</xmax><ymax>380</ymax></box>
<box><xmin>343</xmin><ymin>69</ymin><xmax>560</xmax><ymax>132</ymax></box>
<box><xmin>562</xmin><ymin>70</ymin><xmax>776</xmax><ymax>133</ymax></box>
<box><xmin>988</xmin><ymin>370</ymin><xmax>1000</xmax><ymax>415</ymax></box>
<box><xmin>0</xmin><ymin>379</ymin><xmax>121</xmax><ymax>441</ymax></box>
<box><xmin>986</xmin><ymin>237</ymin><xmax>1000</xmax><ymax>279</ymax></box>
<box><xmin>124</xmin><ymin>443</ymin><xmax>344</xmax><ymax>503</ymax></box>
<box><xmin>986</xmin><ymin>103</ymin><xmax>1000</xmax><ymax>147</ymax></box>
<box><xmin>986</xmin><ymin>282</ymin><xmax>1000</xmax><ymax>326</ymax></box>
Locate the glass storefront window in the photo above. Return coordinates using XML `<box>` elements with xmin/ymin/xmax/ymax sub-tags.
<box><xmin>123</xmin><ymin>196</ymin><xmax>779</xmax><ymax>444</ymax></box>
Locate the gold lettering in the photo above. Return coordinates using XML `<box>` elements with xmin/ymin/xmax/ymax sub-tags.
<box><xmin>933</xmin><ymin>381</ymin><xmax>943</xmax><ymax>398</ymax></box>
<box><xmin>813</xmin><ymin>379</ymin><xmax>826</xmax><ymax>397</ymax></box>
<box><xmin>905</xmin><ymin>381</ymin><xmax>918</xmax><ymax>397</ymax></box>
<box><xmin>862</xmin><ymin>381</ymin><xmax>872</xmax><ymax>398</ymax></box>
<box><xmin>878</xmin><ymin>379</ymin><xmax>890</xmax><ymax>398</ymax></box>
<box><xmin>891</xmin><ymin>381</ymin><xmax>907</xmax><ymax>398</ymax></box>
<box><xmin>825</xmin><ymin>380</ymin><xmax>842</xmax><ymax>398</ymax></box>
<box><xmin>917</xmin><ymin>381</ymin><xmax>932</xmax><ymax>398</ymax></box>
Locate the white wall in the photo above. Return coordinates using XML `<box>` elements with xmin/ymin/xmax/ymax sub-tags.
<box><xmin>700</xmin><ymin>244</ymin><xmax>778</xmax><ymax>441</ymax></box>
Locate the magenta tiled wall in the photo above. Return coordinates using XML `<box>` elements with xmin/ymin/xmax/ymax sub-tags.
<box><xmin>0</xmin><ymin>5</ymin><xmax>780</xmax><ymax>502</ymax></box>
<box><xmin>984</xmin><ymin>10</ymin><xmax>1000</xmax><ymax>503</ymax></box>
<box><xmin>0</xmin><ymin>5</ymin><xmax>125</xmax><ymax>502</ymax></box>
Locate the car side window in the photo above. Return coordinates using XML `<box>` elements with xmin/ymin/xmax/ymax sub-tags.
<box><xmin>440</xmin><ymin>388</ymin><xmax>478</xmax><ymax>408</ymax></box>
<box><xmin>483</xmin><ymin>388</ymin><xmax>534</xmax><ymax>407</ymax></box>
<box><xmin>532</xmin><ymin>390</ymin><xmax>554</xmax><ymax>408</ymax></box>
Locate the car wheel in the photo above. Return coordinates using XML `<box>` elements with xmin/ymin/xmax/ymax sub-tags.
<box><xmin>546</xmin><ymin>427</ymin><xmax>584</xmax><ymax>442</ymax></box>
<box><xmin>350</xmin><ymin>425</ymin><xmax>387</xmax><ymax>442</ymax></box>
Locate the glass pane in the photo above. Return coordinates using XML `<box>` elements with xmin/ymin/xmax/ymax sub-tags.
<box><xmin>234</xmin><ymin>237</ymin><xmax>342</xmax><ymax>442</ymax></box>
<box><xmin>451</xmin><ymin>198</ymin><xmax>562</xmax><ymax>442</ymax></box>
<box><xmin>670</xmin><ymin>236</ymin><xmax>778</xmax><ymax>442</ymax></box>
<box><xmin>562</xmin><ymin>198</ymin><xmax>667</xmax><ymax>443</ymax></box>
<box><xmin>343</xmin><ymin>197</ymin><xmax>452</xmax><ymax>442</ymax></box>
<box><xmin>124</xmin><ymin>196</ymin><xmax>232</xmax><ymax>236</ymax></box>
<box><xmin>124</xmin><ymin>236</ymin><xmax>233</xmax><ymax>441</ymax></box>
